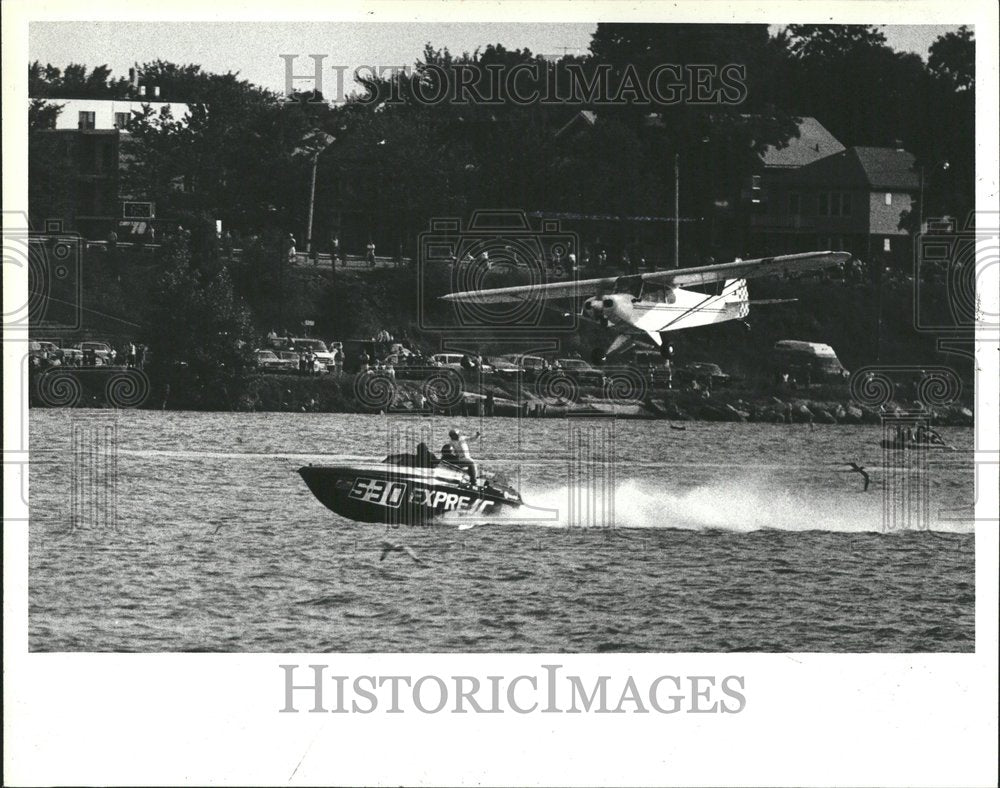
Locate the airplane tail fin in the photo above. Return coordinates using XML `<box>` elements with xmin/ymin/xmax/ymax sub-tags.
<box><xmin>725</xmin><ymin>278</ymin><xmax>750</xmax><ymax>319</ymax></box>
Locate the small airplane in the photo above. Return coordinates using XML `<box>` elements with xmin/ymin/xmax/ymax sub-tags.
<box><xmin>440</xmin><ymin>250</ymin><xmax>851</xmax><ymax>361</ymax></box>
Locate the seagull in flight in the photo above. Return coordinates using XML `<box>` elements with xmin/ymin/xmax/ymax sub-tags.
<box><xmin>379</xmin><ymin>541</ymin><xmax>426</xmax><ymax>565</ymax></box>
<box><xmin>845</xmin><ymin>462</ymin><xmax>870</xmax><ymax>492</ymax></box>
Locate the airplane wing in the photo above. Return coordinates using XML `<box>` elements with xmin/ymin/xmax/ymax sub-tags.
<box><xmin>641</xmin><ymin>250</ymin><xmax>851</xmax><ymax>288</ymax></box>
<box><xmin>439</xmin><ymin>274</ymin><xmax>620</xmax><ymax>304</ymax></box>
<box><xmin>439</xmin><ymin>251</ymin><xmax>850</xmax><ymax>304</ymax></box>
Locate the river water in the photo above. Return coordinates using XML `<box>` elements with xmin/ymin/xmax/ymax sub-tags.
<box><xmin>28</xmin><ymin>409</ymin><xmax>974</xmax><ymax>652</ymax></box>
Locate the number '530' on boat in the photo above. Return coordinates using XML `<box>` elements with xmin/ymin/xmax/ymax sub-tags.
<box><xmin>298</xmin><ymin>443</ymin><xmax>522</xmax><ymax>525</ymax></box>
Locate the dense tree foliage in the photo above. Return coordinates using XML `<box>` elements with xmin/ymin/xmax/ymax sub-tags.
<box><xmin>145</xmin><ymin>237</ymin><xmax>257</xmax><ymax>408</ymax></box>
<box><xmin>30</xmin><ymin>25</ymin><xmax>976</xmax><ymax>343</ymax></box>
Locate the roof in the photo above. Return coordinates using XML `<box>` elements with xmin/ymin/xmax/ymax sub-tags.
<box><xmin>759</xmin><ymin>117</ymin><xmax>845</xmax><ymax>169</ymax></box>
<box><xmin>554</xmin><ymin>110</ymin><xmax>598</xmax><ymax>139</ymax></box>
<box><xmin>853</xmin><ymin>146</ymin><xmax>920</xmax><ymax>189</ymax></box>
<box><xmin>791</xmin><ymin>146</ymin><xmax>919</xmax><ymax>190</ymax></box>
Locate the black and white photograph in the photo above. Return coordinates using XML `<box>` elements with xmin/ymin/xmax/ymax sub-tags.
<box><xmin>4</xmin><ymin>1</ymin><xmax>998</xmax><ymax>785</ymax></box>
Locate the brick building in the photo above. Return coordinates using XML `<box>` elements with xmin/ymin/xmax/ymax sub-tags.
<box><xmin>29</xmin><ymin>97</ymin><xmax>190</xmax><ymax>239</ymax></box>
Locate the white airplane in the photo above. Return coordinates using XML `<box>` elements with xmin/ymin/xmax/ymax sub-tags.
<box><xmin>440</xmin><ymin>250</ymin><xmax>851</xmax><ymax>360</ymax></box>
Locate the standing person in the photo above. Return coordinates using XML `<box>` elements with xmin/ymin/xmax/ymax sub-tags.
<box><xmin>447</xmin><ymin>428</ymin><xmax>480</xmax><ymax>485</ymax></box>
<box><xmin>359</xmin><ymin>349</ymin><xmax>370</xmax><ymax>374</ymax></box>
<box><xmin>127</xmin><ymin>341</ymin><xmax>136</xmax><ymax>369</ymax></box>
<box><xmin>286</xmin><ymin>233</ymin><xmax>297</xmax><ymax>265</ymax></box>
<box><xmin>330</xmin><ymin>233</ymin><xmax>340</xmax><ymax>266</ymax></box>
<box><xmin>366</xmin><ymin>240</ymin><xmax>376</xmax><ymax>267</ymax></box>
<box><xmin>136</xmin><ymin>344</ymin><xmax>145</xmax><ymax>370</ymax></box>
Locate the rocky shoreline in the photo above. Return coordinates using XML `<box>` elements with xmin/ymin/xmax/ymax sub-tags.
<box><xmin>28</xmin><ymin>367</ymin><xmax>975</xmax><ymax>426</ymax></box>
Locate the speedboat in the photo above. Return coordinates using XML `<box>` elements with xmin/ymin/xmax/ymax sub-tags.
<box><xmin>298</xmin><ymin>445</ymin><xmax>523</xmax><ymax>525</ymax></box>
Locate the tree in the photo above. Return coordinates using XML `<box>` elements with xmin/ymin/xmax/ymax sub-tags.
<box><xmin>28</xmin><ymin>98</ymin><xmax>63</xmax><ymax>130</ymax></box>
<box><xmin>780</xmin><ymin>25</ymin><xmax>927</xmax><ymax>147</ymax></box>
<box><xmin>928</xmin><ymin>26</ymin><xmax>974</xmax><ymax>92</ymax></box>
<box><xmin>28</xmin><ymin>61</ymin><xmax>128</xmax><ymax>98</ymax></box>
<box><xmin>145</xmin><ymin>238</ymin><xmax>256</xmax><ymax>409</ymax></box>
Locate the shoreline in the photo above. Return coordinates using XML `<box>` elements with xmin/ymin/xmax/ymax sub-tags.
<box><xmin>28</xmin><ymin>367</ymin><xmax>975</xmax><ymax>426</ymax></box>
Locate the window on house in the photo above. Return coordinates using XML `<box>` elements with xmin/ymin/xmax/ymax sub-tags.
<box><xmin>883</xmin><ymin>238</ymin><xmax>892</xmax><ymax>252</ymax></box>
<box><xmin>78</xmin><ymin>111</ymin><xmax>96</xmax><ymax>130</ymax></box>
<box><xmin>750</xmin><ymin>174</ymin><xmax>762</xmax><ymax>204</ymax></box>
<box><xmin>788</xmin><ymin>192</ymin><xmax>801</xmax><ymax>214</ymax></box>
<box><xmin>114</xmin><ymin>112</ymin><xmax>130</xmax><ymax>130</ymax></box>
<box><xmin>884</xmin><ymin>192</ymin><xmax>892</xmax><ymax>206</ymax></box>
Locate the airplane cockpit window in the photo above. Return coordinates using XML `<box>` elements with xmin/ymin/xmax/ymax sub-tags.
<box><xmin>613</xmin><ymin>275</ymin><xmax>644</xmax><ymax>298</ymax></box>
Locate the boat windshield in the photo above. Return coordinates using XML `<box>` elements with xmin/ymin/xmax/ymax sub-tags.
<box><xmin>383</xmin><ymin>443</ymin><xmax>439</xmax><ymax>467</ymax></box>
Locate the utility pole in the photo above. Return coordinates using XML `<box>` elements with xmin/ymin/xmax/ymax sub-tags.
<box><xmin>306</xmin><ymin>152</ymin><xmax>319</xmax><ymax>256</ymax></box>
<box><xmin>292</xmin><ymin>130</ymin><xmax>336</xmax><ymax>257</ymax></box>
<box><xmin>673</xmin><ymin>151</ymin><xmax>680</xmax><ymax>268</ymax></box>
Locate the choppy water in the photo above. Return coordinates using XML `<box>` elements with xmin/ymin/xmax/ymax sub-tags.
<box><xmin>29</xmin><ymin>410</ymin><xmax>974</xmax><ymax>652</ymax></box>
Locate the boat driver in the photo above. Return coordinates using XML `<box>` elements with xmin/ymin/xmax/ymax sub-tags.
<box><xmin>447</xmin><ymin>428</ymin><xmax>480</xmax><ymax>485</ymax></box>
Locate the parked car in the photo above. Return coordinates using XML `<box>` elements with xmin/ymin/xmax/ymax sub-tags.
<box><xmin>430</xmin><ymin>353</ymin><xmax>493</xmax><ymax>374</ymax></box>
<box><xmin>254</xmin><ymin>349</ymin><xmax>285</xmax><ymax>371</ymax></box>
<box><xmin>73</xmin><ymin>341</ymin><xmax>113</xmax><ymax>365</ymax></box>
<box><xmin>35</xmin><ymin>340</ymin><xmax>60</xmax><ymax>356</ymax></box>
<box><xmin>276</xmin><ymin>351</ymin><xmax>302</xmax><ymax>372</ymax></box>
<box><xmin>675</xmin><ymin>361</ymin><xmax>731</xmax><ymax>389</ymax></box>
<box><xmin>501</xmin><ymin>354</ymin><xmax>548</xmax><ymax>381</ymax></box>
<box><xmin>769</xmin><ymin>340</ymin><xmax>849</xmax><ymax>382</ymax></box>
<box><xmin>486</xmin><ymin>356</ymin><xmax>524</xmax><ymax>379</ymax></box>
<box><xmin>286</xmin><ymin>337</ymin><xmax>336</xmax><ymax>372</ymax></box>
<box><xmin>554</xmin><ymin>358</ymin><xmax>606</xmax><ymax>387</ymax></box>
<box><xmin>58</xmin><ymin>348</ymin><xmax>84</xmax><ymax>366</ymax></box>
<box><xmin>430</xmin><ymin>353</ymin><xmax>465</xmax><ymax>370</ymax></box>
<box><xmin>602</xmin><ymin>348</ymin><xmax>672</xmax><ymax>389</ymax></box>
<box><xmin>29</xmin><ymin>340</ymin><xmax>62</xmax><ymax>367</ymax></box>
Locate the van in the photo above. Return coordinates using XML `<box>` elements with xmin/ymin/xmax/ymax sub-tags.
<box><xmin>770</xmin><ymin>340</ymin><xmax>849</xmax><ymax>381</ymax></box>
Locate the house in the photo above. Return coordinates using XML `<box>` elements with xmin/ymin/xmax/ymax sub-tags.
<box><xmin>29</xmin><ymin>96</ymin><xmax>191</xmax><ymax>239</ymax></box>
<box><xmin>749</xmin><ymin>144</ymin><xmax>920</xmax><ymax>267</ymax></box>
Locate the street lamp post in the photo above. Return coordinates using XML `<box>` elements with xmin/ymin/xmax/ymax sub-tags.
<box><xmin>292</xmin><ymin>130</ymin><xmax>336</xmax><ymax>257</ymax></box>
<box><xmin>673</xmin><ymin>151</ymin><xmax>680</xmax><ymax>268</ymax></box>
<box><xmin>306</xmin><ymin>152</ymin><xmax>320</xmax><ymax>256</ymax></box>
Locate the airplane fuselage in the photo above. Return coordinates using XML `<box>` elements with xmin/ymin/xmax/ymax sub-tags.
<box><xmin>586</xmin><ymin>279</ymin><xmax>750</xmax><ymax>343</ymax></box>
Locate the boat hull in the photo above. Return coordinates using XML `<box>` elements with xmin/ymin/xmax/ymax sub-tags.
<box><xmin>298</xmin><ymin>464</ymin><xmax>521</xmax><ymax>524</ymax></box>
